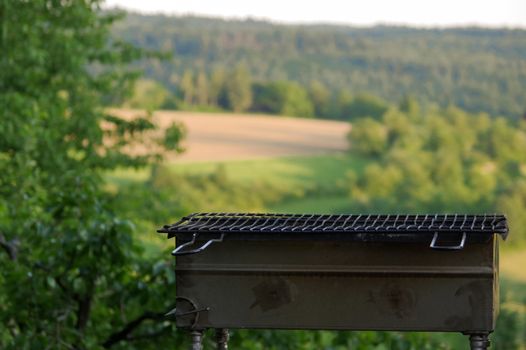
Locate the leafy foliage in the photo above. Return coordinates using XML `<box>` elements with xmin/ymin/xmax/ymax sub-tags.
<box><xmin>0</xmin><ymin>1</ymin><xmax>183</xmax><ymax>348</ymax></box>
<box><xmin>224</xmin><ymin>64</ymin><xmax>253</xmax><ymax>112</ymax></box>
<box><xmin>126</xmin><ymin>64</ymin><xmax>392</xmax><ymax>120</ymax></box>
<box><xmin>124</xmin><ymin>78</ymin><xmax>171</xmax><ymax>111</ymax></box>
<box><xmin>349</xmin><ymin>119</ymin><xmax>388</xmax><ymax>156</ymax></box>
<box><xmin>252</xmin><ymin>81</ymin><xmax>314</xmax><ymax>117</ymax></box>
<box><xmin>342</xmin><ymin>94</ymin><xmax>389</xmax><ymax>120</ymax></box>
<box><xmin>348</xmin><ymin>103</ymin><xmax>526</xmax><ymax>244</ymax></box>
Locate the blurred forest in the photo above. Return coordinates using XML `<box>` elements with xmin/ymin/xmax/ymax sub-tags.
<box><xmin>112</xmin><ymin>13</ymin><xmax>526</xmax><ymax>119</ymax></box>
<box><xmin>2</xmin><ymin>2</ymin><xmax>526</xmax><ymax>349</ymax></box>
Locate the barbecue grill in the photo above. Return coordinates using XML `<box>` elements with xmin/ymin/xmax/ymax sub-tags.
<box><xmin>158</xmin><ymin>213</ymin><xmax>508</xmax><ymax>350</ymax></box>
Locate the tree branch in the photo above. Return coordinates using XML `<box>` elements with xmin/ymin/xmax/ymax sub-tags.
<box><xmin>126</xmin><ymin>325</ymin><xmax>172</xmax><ymax>342</ymax></box>
<box><xmin>102</xmin><ymin>309</ymin><xmax>170</xmax><ymax>348</ymax></box>
<box><xmin>0</xmin><ymin>233</ymin><xmax>18</xmax><ymax>261</ymax></box>
<box><xmin>33</xmin><ymin>262</ymin><xmax>77</xmax><ymax>299</ymax></box>
<box><xmin>75</xmin><ymin>294</ymin><xmax>93</xmax><ymax>332</ymax></box>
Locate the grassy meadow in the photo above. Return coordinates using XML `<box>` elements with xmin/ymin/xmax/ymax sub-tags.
<box><xmin>107</xmin><ymin>152</ymin><xmax>526</xmax><ymax>276</ymax></box>
<box><xmin>106</xmin><ymin>154</ymin><xmax>365</xmax><ymax>253</ymax></box>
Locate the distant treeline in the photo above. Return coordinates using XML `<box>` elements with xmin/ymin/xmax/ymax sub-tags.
<box><xmin>124</xmin><ymin>65</ymin><xmax>393</xmax><ymax>120</ymax></box>
<box><xmin>112</xmin><ymin>12</ymin><xmax>526</xmax><ymax>119</ymax></box>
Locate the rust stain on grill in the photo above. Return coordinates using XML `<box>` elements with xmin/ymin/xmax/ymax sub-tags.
<box><xmin>368</xmin><ymin>282</ymin><xmax>417</xmax><ymax>319</ymax></box>
<box><xmin>250</xmin><ymin>277</ymin><xmax>295</xmax><ymax>312</ymax></box>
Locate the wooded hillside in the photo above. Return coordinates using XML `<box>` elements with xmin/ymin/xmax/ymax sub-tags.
<box><xmin>112</xmin><ymin>13</ymin><xmax>526</xmax><ymax>119</ymax></box>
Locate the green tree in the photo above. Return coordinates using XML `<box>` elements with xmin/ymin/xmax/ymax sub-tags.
<box><xmin>226</xmin><ymin>64</ymin><xmax>252</xmax><ymax>112</ymax></box>
<box><xmin>180</xmin><ymin>69</ymin><xmax>194</xmax><ymax>105</ymax></box>
<box><xmin>280</xmin><ymin>82</ymin><xmax>314</xmax><ymax>118</ymax></box>
<box><xmin>348</xmin><ymin>102</ymin><xmax>526</xmax><ymax>243</ymax></box>
<box><xmin>209</xmin><ymin>67</ymin><xmax>226</xmax><ymax>106</ymax></box>
<box><xmin>195</xmin><ymin>70</ymin><xmax>209</xmax><ymax>106</ymax></box>
<box><xmin>332</xmin><ymin>89</ymin><xmax>354</xmax><ymax>119</ymax></box>
<box><xmin>251</xmin><ymin>81</ymin><xmax>314</xmax><ymax>118</ymax></box>
<box><xmin>308</xmin><ymin>80</ymin><xmax>330</xmax><ymax>117</ymax></box>
<box><xmin>0</xmin><ymin>2</ymin><xmax>183</xmax><ymax>348</ymax></box>
<box><xmin>399</xmin><ymin>95</ymin><xmax>421</xmax><ymax>119</ymax></box>
<box><xmin>251</xmin><ymin>82</ymin><xmax>284</xmax><ymax>114</ymax></box>
<box><xmin>497</xmin><ymin>180</ymin><xmax>526</xmax><ymax>245</ymax></box>
<box><xmin>125</xmin><ymin>78</ymin><xmax>170</xmax><ymax>110</ymax></box>
<box><xmin>349</xmin><ymin>118</ymin><xmax>388</xmax><ymax>157</ymax></box>
<box><xmin>343</xmin><ymin>94</ymin><xmax>389</xmax><ymax>120</ymax></box>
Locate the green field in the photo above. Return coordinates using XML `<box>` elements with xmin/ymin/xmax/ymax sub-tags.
<box><xmin>108</xmin><ymin>154</ymin><xmax>364</xmax><ymax>187</ymax></box>
<box><xmin>270</xmin><ymin>194</ymin><xmax>355</xmax><ymax>213</ymax></box>
<box><xmin>107</xmin><ymin>153</ymin><xmax>368</xmax><ymax>214</ymax></box>
<box><xmin>108</xmin><ymin>154</ymin><xmax>526</xmax><ymax>281</ymax></box>
<box><xmin>168</xmin><ymin>154</ymin><xmax>367</xmax><ymax>194</ymax></box>
<box><xmin>107</xmin><ymin>154</ymin><xmax>367</xmax><ymax>253</ymax></box>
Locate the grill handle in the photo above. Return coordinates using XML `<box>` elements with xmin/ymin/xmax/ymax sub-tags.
<box><xmin>430</xmin><ymin>231</ymin><xmax>466</xmax><ymax>250</ymax></box>
<box><xmin>166</xmin><ymin>296</ymin><xmax>210</xmax><ymax>328</ymax></box>
<box><xmin>172</xmin><ymin>233</ymin><xmax>225</xmax><ymax>256</ymax></box>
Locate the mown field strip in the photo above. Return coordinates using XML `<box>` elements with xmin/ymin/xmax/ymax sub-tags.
<box><xmin>114</xmin><ymin>109</ymin><xmax>351</xmax><ymax>162</ymax></box>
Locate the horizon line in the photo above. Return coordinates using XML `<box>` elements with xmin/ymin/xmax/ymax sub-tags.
<box><xmin>105</xmin><ymin>6</ymin><xmax>526</xmax><ymax>30</ymax></box>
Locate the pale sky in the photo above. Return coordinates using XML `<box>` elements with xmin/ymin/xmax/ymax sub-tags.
<box><xmin>105</xmin><ymin>0</ymin><xmax>526</xmax><ymax>28</ymax></box>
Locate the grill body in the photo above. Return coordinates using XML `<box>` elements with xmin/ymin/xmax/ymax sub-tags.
<box><xmin>175</xmin><ymin>236</ymin><xmax>498</xmax><ymax>332</ymax></box>
<box><xmin>160</xmin><ymin>213</ymin><xmax>507</xmax><ymax>349</ymax></box>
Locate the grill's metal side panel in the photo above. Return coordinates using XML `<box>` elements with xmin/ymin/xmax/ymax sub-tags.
<box><xmin>178</xmin><ymin>274</ymin><xmax>493</xmax><ymax>332</ymax></box>
<box><xmin>175</xmin><ymin>239</ymin><xmax>497</xmax><ymax>333</ymax></box>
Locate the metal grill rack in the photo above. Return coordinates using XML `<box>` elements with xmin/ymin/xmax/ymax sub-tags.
<box><xmin>159</xmin><ymin>213</ymin><xmax>508</xmax><ymax>235</ymax></box>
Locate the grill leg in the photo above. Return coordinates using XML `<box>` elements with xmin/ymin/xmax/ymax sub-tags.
<box><xmin>215</xmin><ymin>328</ymin><xmax>229</xmax><ymax>350</ymax></box>
<box><xmin>468</xmin><ymin>333</ymin><xmax>491</xmax><ymax>350</ymax></box>
<box><xmin>190</xmin><ymin>330</ymin><xmax>204</xmax><ymax>350</ymax></box>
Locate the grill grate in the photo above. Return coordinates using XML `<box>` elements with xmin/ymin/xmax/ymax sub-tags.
<box><xmin>158</xmin><ymin>213</ymin><xmax>508</xmax><ymax>237</ymax></box>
